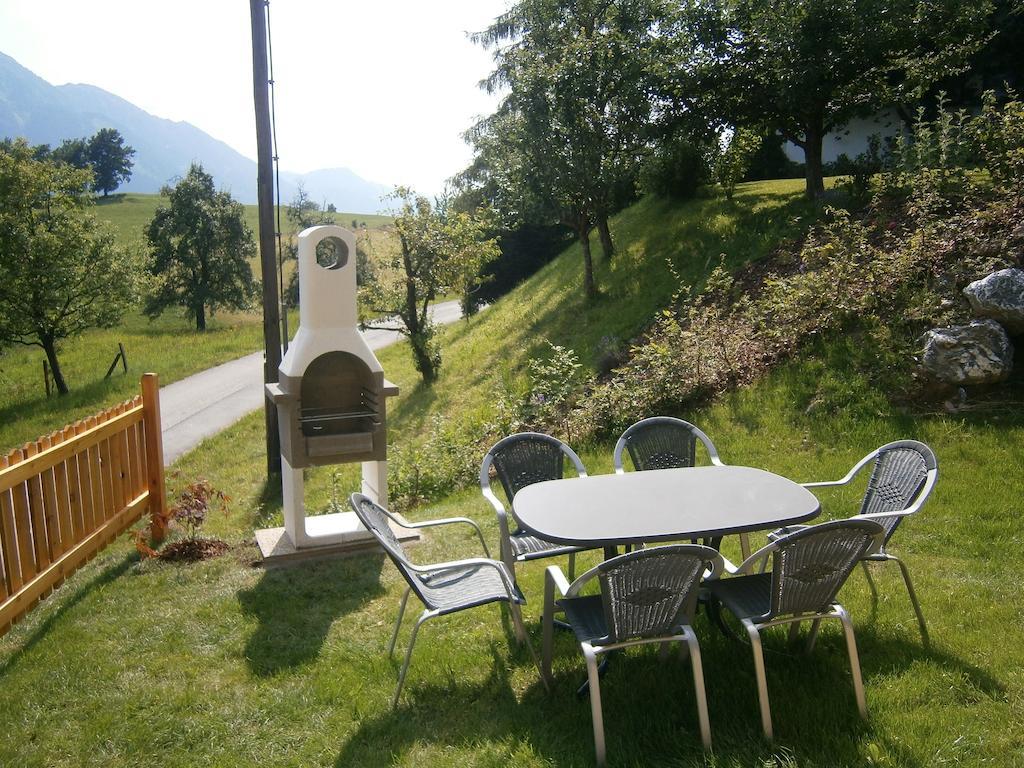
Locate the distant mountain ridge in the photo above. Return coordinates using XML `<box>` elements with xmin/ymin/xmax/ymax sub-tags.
<box><xmin>0</xmin><ymin>51</ymin><xmax>390</xmax><ymax>213</ymax></box>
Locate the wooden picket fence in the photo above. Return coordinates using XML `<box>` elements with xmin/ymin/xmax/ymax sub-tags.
<box><xmin>0</xmin><ymin>373</ymin><xmax>167</xmax><ymax>636</ymax></box>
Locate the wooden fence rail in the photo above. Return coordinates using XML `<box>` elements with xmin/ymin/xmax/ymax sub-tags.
<box><xmin>0</xmin><ymin>373</ymin><xmax>166</xmax><ymax>635</ymax></box>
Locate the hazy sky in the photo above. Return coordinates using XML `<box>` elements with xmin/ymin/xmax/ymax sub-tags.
<box><xmin>0</xmin><ymin>0</ymin><xmax>510</xmax><ymax>196</ymax></box>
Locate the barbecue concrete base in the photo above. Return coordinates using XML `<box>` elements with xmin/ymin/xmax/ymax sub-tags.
<box><xmin>255</xmin><ymin>513</ymin><xmax>420</xmax><ymax>567</ymax></box>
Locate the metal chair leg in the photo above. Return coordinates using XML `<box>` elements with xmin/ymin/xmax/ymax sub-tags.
<box><xmin>788</xmin><ymin>618</ymin><xmax>802</xmax><ymax>645</ymax></box>
<box><xmin>658</xmin><ymin>641</ymin><xmax>672</xmax><ymax>662</ymax></box>
<box><xmin>684</xmin><ymin>629</ymin><xmax>713</xmax><ymax>750</ymax></box>
<box><xmin>542</xmin><ymin>573</ymin><xmax>557</xmax><ymax>683</ymax></box>
<box><xmin>892</xmin><ymin>555</ymin><xmax>929</xmax><ymax>647</ymax></box>
<box><xmin>861</xmin><ymin>560</ymin><xmax>878</xmax><ymax>602</ymax></box>
<box><xmin>509</xmin><ymin>601</ymin><xmax>549</xmax><ymax>692</ymax></box>
<box><xmin>806</xmin><ymin>619</ymin><xmax>822</xmax><ymax>654</ymax></box>
<box><xmin>393</xmin><ymin>611</ymin><xmax>430</xmax><ymax>709</ymax></box>
<box><xmin>388</xmin><ymin>586</ymin><xmax>412</xmax><ymax>658</ymax></box>
<box><xmin>583</xmin><ymin>645</ymin><xmax>607</xmax><ymax>767</ymax></box>
<box><xmin>745</xmin><ymin>619</ymin><xmax>773</xmax><ymax>741</ymax></box>
<box><xmin>568</xmin><ymin>552</ymin><xmax>576</xmax><ymax>581</ymax></box>
<box><xmin>836</xmin><ymin>606</ymin><xmax>867</xmax><ymax>719</ymax></box>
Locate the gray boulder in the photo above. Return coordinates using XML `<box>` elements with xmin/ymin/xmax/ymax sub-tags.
<box><xmin>964</xmin><ymin>268</ymin><xmax>1024</xmax><ymax>334</ymax></box>
<box><xmin>920</xmin><ymin>319</ymin><xmax>1014</xmax><ymax>385</ymax></box>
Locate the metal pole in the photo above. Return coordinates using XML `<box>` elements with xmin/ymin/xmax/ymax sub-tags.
<box><xmin>250</xmin><ymin>0</ymin><xmax>282</xmax><ymax>475</ymax></box>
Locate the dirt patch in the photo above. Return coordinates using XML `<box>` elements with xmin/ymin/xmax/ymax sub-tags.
<box><xmin>158</xmin><ymin>538</ymin><xmax>230</xmax><ymax>563</ymax></box>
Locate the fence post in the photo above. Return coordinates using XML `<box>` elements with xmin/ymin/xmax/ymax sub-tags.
<box><xmin>140</xmin><ymin>373</ymin><xmax>168</xmax><ymax>542</ymax></box>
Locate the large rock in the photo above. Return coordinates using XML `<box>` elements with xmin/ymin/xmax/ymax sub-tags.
<box><xmin>920</xmin><ymin>319</ymin><xmax>1014</xmax><ymax>385</ymax></box>
<box><xmin>964</xmin><ymin>268</ymin><xmax>1024</xmax><ymax>334</ymax></box>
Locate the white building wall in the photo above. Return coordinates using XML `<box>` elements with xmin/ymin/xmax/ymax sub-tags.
<box><xmin>782</xmin><ymin>108</ymin><xmax>905</xmax><ymax>164</ymax></box>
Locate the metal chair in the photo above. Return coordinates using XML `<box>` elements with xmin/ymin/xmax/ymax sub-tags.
<box><xmin>613</xmin><ymin>416</ymin><xmax>749</xmax><ymax>559</ymax></box>
<box><xmin>480</xmin><ymin>432</ymin><xmax>595</xmax><ymax>584</ymax></box>
<box><xmin>349</xmin><ymin>492</ymin><xmax>543</xmax><ymax>708</ymax></box>
<box><xmin>707</xmin><ymin>519</ymin><xmax>885</xmax><ymax>740</ymax></box>
<box><xmin>542</xmin><ymin>545</ymin><xmax>723</xmax><ymax>764</ymax></box>
<box><xmin>771</xmin><ymin>440</ymin><xmax>938</xmax><ymax>644</ymax></box>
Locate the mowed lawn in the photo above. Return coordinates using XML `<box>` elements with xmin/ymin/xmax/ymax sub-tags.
<box><xmin>0</xmin><ymin>349</ymin><xmax>1021</xmax><ymax>767</ymax></box>
<box><xmin>1</xmin><ymin>180</ymin><xmax>1021</xmax><ymax>766</ymax></box>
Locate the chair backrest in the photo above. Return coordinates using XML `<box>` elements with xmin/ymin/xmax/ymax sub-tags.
<box><xmin>480</xmin><ymin>432</ymin><xmax>587</xmax><ymax>507</ymax></box>
<box><xmin>766</xmin><ymin>519</ymin><xmax>884</xmax><ymax>620</ymax></box>
<box><xmin>857</xmin><ymin>440</ymin><xmax>937</xmax><ymax>543</ymax></box>
<box><xmin>613</xmin><ymin>416</ymin><xmax>722</xmax><ymax>473</ymax></box>
<box><xmin>350</xmin><ymin>493</ymin><xmax>432</xmax><ymax>606</ymax></box>
<box><xmin>592</xmin><ymin>544</ymin><xmax>720</xmax><ymax>645</ymax></box>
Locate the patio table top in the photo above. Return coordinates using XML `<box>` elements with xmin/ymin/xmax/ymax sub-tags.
<box><xmin>512</xmin><ymin>465</ymin><xmax>820</xmax><ymax>547</ymax></box>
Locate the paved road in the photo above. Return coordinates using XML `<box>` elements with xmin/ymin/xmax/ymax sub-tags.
<box><xmin>159</xmin><ymin>300</ymin><xmax>465</xmax><ymax>464</ymax></box>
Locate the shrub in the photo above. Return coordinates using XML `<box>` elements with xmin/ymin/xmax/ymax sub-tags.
<box><xmin>715</xmin><ymin>128</ymin><xmax>763</xmax><ymax>199</ymax></box>
<box><xmin>640</xmin><ymin>135</ymin><xmax>713</xmax><ymax>200</ymax></box>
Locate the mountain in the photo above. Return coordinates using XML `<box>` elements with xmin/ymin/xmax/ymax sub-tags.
<box><xmin>0</xmin><ymin>52</ymin><xmax>390</xmax><ymax>212</ymax></box>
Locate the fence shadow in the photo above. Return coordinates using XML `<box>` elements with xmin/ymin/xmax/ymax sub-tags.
<box><xmin>237</xmin><ymin>552</ymin><xmax>386</xmax><ymax>676</ymax></box>
<box><xmin>0</xmin><ymin>553</ymin><xmax>135</xmax><ymax>677</ymax></box>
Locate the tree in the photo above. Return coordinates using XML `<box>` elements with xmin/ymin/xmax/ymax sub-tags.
<box><xmin>677</xmin><ymin>0</ymin><xmax>994</xmax><ymax>200</ymax></box>
<box><xmin>144</xmin><ymin>164</ymin><xmax>257</xmax><ymax>331</ymax></box>
<box><xmin>363</xmin><ymin>187</ymin><xmax>498</xmax><ymax>383</ymax></box>
<box><xmin>472</xmin><ymin>0</ymin><xmax>675</xmax><ymax>297</ymax></box>
<box><xmin>51</xmin><ymin>137</ymin><xmax>90</xmax><ymax>170</ymax></box>
<box><xmin>0</xmin><ymin>140</ymin><xmax>139</xmax><ymax>394</ymax></box>
<box><xmin>87</xmin><ymin>128</ymin><xmax>135</xmax><ymax>196</ymax></box>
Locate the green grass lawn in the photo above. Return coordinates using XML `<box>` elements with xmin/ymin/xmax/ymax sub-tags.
<box><xmin>0</xmin><ymin>347</ymin><xmax>1020</xmax><ymax>767</ymax></box>
<box><xmin>1</xmin><ymin>179</ymin><xmax>1020</xmax><ymax>766</ymax></box>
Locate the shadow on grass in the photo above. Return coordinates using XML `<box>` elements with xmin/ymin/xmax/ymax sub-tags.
<box><xmin>0</xmin><ymin>553</ymin><xmax>135</xmax><ymax>677</ymax></box>
<box><xmin>333</xmin><ymin>641</ymin><xmax>560</xmax><ymax>767</ymax></box>
<box><xmin>332</xmin><ymin>627</ymin><xmax>892</xmax><ymax>767</ymax></box>
<box><xmin>252</xmin><ymin>477</ymin><xmax>283</xmax><ymax>530</ymax></box>
<box><xmin>237</xmin><ymin>552</ymin><xmax>387</xmax><ymax>676</ymax></box>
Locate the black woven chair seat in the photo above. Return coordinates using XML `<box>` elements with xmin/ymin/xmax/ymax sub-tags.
<box><xmin>417</xmin><ymin>562</ymin><xmax>521</xmax><ymax>615</ymax></box>
<box><xmin>707</xmin><ymin>572</ymin><xmax>773</xmax><ymax>621</ymax></box>
<box><xmin>510</xmin><ymin>530</ymin><xmax>585</xmax><ymax>560</ymax></box>
<box><xmin>556</xmin><ymin>594</ymin><xmax>608</xmax><ymax>645</ymax></box>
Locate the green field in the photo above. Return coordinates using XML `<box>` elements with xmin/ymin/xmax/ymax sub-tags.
<box><xmin>94</xmin><ymin>193</ymin><xmax>393</xmax><ymax>248</ymax></box>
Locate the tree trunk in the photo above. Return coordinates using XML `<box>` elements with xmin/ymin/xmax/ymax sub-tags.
<box><xmin>41</xmin><ymin>337</ymin><xmax>69</xmax><ymax>395</ymax></box>
<box><xmin>803</xmin><ymin>122</ymin><xmax>826</xmax><ymax>201</ymax></box>
<box><xmin>196</xmin><ymin>304</ymin><xmax>207</xmax><ymax>331</ymax></box>
<box><xmin>410</xmin><ymin>332</ymin><xmax>437</xmax><ymax>383</ymax></box>
<box><xmin>577</xmin><ymin>216</ymin><xmax>597</xmax><ymax>300</ymax></box>
<box><xmin>596</xmin><ymin>213</ymin><xmax>614</xmax><ymax>260</ymax></box>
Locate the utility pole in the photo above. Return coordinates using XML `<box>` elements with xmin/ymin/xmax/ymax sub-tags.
<box><xmin>250</xmin><ymin>0</ymin><xmax>282</xmax><ymax>475</ymax></box>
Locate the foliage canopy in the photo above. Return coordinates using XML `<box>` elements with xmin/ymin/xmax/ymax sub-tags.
<box><xmin>0</xmin><ymin>140</ymin><xmax>139</xmax><ymax>394</ymax></box>
<box><xmin>363</xmin><ymin>187</ymin><xmax>498</xmax><ymax>383</ymax></box>
<box><xmin>144</xmin><ymin>164</ymin><xmax>257</xmax><ymax>331</ymax></box>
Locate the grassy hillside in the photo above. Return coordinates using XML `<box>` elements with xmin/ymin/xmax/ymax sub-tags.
<box><xmin>2</xmin><ymin>177</ymin><xmax>1022</xmax><ymax>767</ymax></box>
<box><xmin>379</xmin><ymin>179</ymin><xmax>816</xmax><ymax>443</ymax></box>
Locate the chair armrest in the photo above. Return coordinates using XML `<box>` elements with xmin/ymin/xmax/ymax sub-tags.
<box><xmin>482</xmin><ymin>487</ymin><xmax>515</xmax><ymax>569</ymax></box>
<box><xmin>801</xmin><ymin>480</ymin><xmax>848</xmax><ymax>488</ymax></box>
<box><xmin>545</xmin><ymin>564</ymin><xmax>572</xmax><ymax>599</ymax></box>
<box><xmin>397</xmin><ymin>515</ymin><xmax>491</xmax><ymax>558</ymax></box>
<box><xmin>728</xmin><ymin>539</ymin><xmax>781</xmax><ymax>576</ymax></box>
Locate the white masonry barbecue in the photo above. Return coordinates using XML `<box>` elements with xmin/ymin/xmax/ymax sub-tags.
<box><xmin>265</xmin><ymin>225</ymin><xmax>398</xmax><ymax>549</ymax></box>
